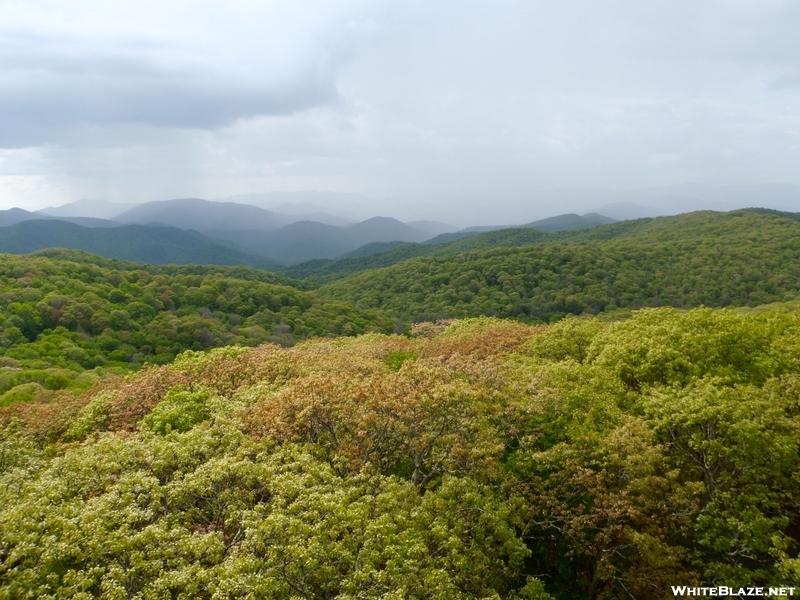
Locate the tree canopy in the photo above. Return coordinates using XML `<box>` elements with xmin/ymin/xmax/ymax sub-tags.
<box><xmin>2</xmin><ymin>308</ymin><xmax>799</xmax><ymax>598</ymax></box>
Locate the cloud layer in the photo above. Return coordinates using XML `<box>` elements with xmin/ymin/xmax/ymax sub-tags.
<box><xmin>0</xmin><ymin>33</ymin><xmax>339</xmax><ymax>147</ymax></box>
<box><xmin>1</xmin><ymin>1</ymin><xmax>799</xmax><ymax>221</ymax></box>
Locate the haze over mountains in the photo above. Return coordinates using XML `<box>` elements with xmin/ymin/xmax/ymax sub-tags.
<box><xmin>3</xmin><ymin>195</ymin><xmax>625</xmax><ymax>266</ymax></box>
<box><xmin>0</xmin><ymin>209</ymin><xmax>615</xmax><ymax>267</ymax></box>
<box><xmin>4</xmin><ymin>183</ymin><xmax>800</xmax><ymax>267</ymax></box>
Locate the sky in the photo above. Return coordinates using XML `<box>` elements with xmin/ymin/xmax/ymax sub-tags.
<box><xmin>1</xmin><ymin>0</ymin><xmax>799</xmax><ymax>223</ymax></box>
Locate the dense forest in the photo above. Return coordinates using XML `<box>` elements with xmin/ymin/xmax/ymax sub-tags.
<box><xmin>2</xmin><ymin>209</ymin><xmax>800</xmax><ymax>597</ymax></box>
<box><xmin>317</xmin><ymin>211</ymin><xmax>800</xmax><ymax>321</ymax></box>
<box><xmin>0</xmin><ymin>250</ymin><xmax>391</xmax><ymax>406</ymax></box>
<box><xmin>281</xmin><ymin>209</ymin><xmax>690</xmax><ymax>282</ymax></box>
<box><xmin>1</xmin><ymin>309</ymin><xmax>799</xmax><ymax>598</ymax></box>
<box><xmin>285</xmin><ymin>209</ymin><xmax>798</xmax><ymax>283</ymax></box>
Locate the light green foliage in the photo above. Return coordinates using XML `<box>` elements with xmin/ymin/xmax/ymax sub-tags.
<box><xmin>513</xmin><ymin>578</ymin><xmax>557</xmax><ymax>600</ymax></box>
<box><xmin>526</xmin><ymin>316</ymin><xmax>604</xmax><ymax>363</ymax></box>
<box><xmin>2</xmin><ymin>307</ymin><xmax>800</xmax><ymax>598</ymax></box>
<box><xmin>510</xmin><ymin>307</ymin><xmax>800</xmax><ymax>596</ymax></box>
<box><xmin>0</xmin><ymin>426</ymin><xmax>529</xmax><ymax>599</ymax></box>
<box><xmin>591</xmin><ymin>308</ymin><xmax>791</xmax><ymax>389</ymax></box>
<box><xmin>140</xmin><ymin>386</ymin><xmax>213</xmax><ymax>434</ymax></box>
<box><xmin>643</xmin><ymin>380</ymin><xmax>799</xmax><ymax>581</ymax></box>
<box><xmin>64</xmin><ymin>391</ymin><xmax>113</xmax><ymax>441</ymax></box>
<box><xmin>0</xmin><ymin>422</ymin><xmax>41</xmax><ymax>476</ymax></box>
<box><xmin>0</xmin><ymin>382</ymin><xmax>43</xmax><ymax>407</ymax></box>
<box><xmin>384</xmin><ymin>349</ymin><xmax>416</xmax><ymax>371</ymax></box>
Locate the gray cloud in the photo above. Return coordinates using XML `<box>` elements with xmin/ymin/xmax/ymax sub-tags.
<box><xmin>0</xmin><ymin>31</ymin><xmax>341</xmax><ymax>147</ymax></box>
<box><xmin>1</xmin><ymin>1</ymin><xmax>800</xmax><ymax>219</ymax></box>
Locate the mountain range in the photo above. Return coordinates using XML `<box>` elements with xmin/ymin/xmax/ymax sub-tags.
<box><xmin>2</xmin><ymin>197</ymin><xmax>624</xmax><ymax>266</ymax></box>
<box><xmin>17</xmin><ymin>184</ymin><xmax>800</xmax><ymax>268</ymax></box>
<box><xmin>206</xmin><ymin>217</ymin><xmax>432</xmax><ymax>265</ymax></box>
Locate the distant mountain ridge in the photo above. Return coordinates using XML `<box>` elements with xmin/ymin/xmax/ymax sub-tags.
<box><xmin>315</xmin><ymin>209</ymin><xmax>800</xmax><ymax>323</ymax></box>
<box><xmin>6</xmin><ymin>195</ymin><xmax>623</xmax><ymax>267</ymax></box>
<box><xmin>113</xmin><ymin>198</ymin><xmax>292</xmax><ymax>231</ymax></box>
<box><xmin>208</xmin><ymin>217</ymin><xmax>431</xmax><ymax>265</ymax></box>
<box><xmin>1</xmin><ymin>208</ymin><xmax>119</xmax><ymax>228</ymax></box>
<box><xmin>0</xmin><ymin>220</ymin><xmax>275</xmax><ymax>267</ymax></box>
<box><xmin>405</xmin><ymin>220</ymin><xmax>458</xmax><ymax>236</ymax></box>
<box><xmin>459</xmin><ymin>212</ymin><xmax>616</xmax><ymax>234</ymax></box>
<box><xmin>38</xmin><ymin>199</ymin><xmax>135</xmax><ymax>219</ymax></box>
<box><xmin>523</xmin><ymin>212</ymin><xmax>616</xmax><ymax>231</ymax></box>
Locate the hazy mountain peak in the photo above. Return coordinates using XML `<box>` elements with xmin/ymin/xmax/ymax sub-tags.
<box><xmin>113</xmin><ymin>198</ymin><xmax>290</xmax><ymax>232</ymax></box>
<box><xmin>345</xmin><ymin>217</ymin><xmax>430</xmax><ymax>243</ymax></box>
<box><xmin>590</xmin><ymin>203</ymin><xmax>666</xmax><ymax>221</ymax></box>
<box><xmin>38</xmin><ymin>199</ymin><xmax>136</xmax><ymax>219</ymax></box>
<box><xmin>215</xmin><ymin>191</ymin><xmax>371</xmax><ymax>220</ymax></box>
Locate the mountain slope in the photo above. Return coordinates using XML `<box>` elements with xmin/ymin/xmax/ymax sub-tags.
<box><xmin>0</xmin><ymin>220</ymin><xmax>275</xmax><ymax>267</ymax></box>
<box><xmin>283</xmin><ymin>217</ymin><xmax>650</xmax><ymax>280</ymax></box>
<box><xmin>524</xmin><ymin>212</ymin><xmax>616</xmax><ymax>231</ymax></box>
<box><xmin>405</xmin><ymin>220</ymin><xmax>458</xmax><ymax>236</ymax></box>
<box><xmin>317</xmin><ymin>210</ymin><xmax>800</xmax><ymax>322</ymax></box>
<box><xmin>0</xmin><ymin>208</ymin><xmax>41</xmax><ymax>227</ymax></box>
<box><xmin>0</xmin><ymin>251</ymin><xmax>390</xmax><ymax>375</ymax></box>
<box><xmin>339</xmin><ymin>241</ymin><xmax>414</xmax><ymax>258</ymax></box>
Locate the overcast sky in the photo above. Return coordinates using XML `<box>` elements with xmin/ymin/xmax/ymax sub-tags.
<box><xmin>1</xmin><ymin>0</ymin><xmax>799</xmax><ymax>222</ymax></box>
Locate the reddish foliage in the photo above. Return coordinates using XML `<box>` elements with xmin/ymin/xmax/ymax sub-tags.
<box><xmin>0</xmin><ymin>391</ymin><xmax>90</xmax><ymax>442</ymax></box>
<box><xmin>246</xmin><ymin>358</ymin><xmax>508</xmax><ymax>486</ymax></box>
<box><xmin>417</xmin><ymin>319</ymin><xmax>543</xmax><ymax>360</ymax></box>
<box><xmin>104</xmin><ymin>366</ymin><xmax>190</xmax><ymax>431</ymax></box>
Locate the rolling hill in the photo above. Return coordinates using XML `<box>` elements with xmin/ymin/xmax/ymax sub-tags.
<box><xmin>405</xmin><ymin>220</ymin><xmax>458</xmax><ymax>236</ymax></box>
<box><xmin>344</xmin><ymin>216</ymin><xmax>430</xmax><ymax>244</ymax></box>
<box><xmin>316</xmin><ymin>210</ymin><xmax>800</xmax><ymax>322</ymax></box>
<box><xmin>207</xmin><ymin>221</ymin><xmax>356</xmax><ymax>265</ymax></box>
<box><xmin>283</xmin><ymin>216</ymin><xmax>647</xmax><ymax>280</ymax></box>
<box><xmin>0</xmin><ymin>250</ymin><xmax>390</xmax><ymax>377</ymax></box>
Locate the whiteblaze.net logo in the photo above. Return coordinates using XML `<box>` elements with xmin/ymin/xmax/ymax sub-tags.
<box><xmin>671</xmin><ymin>587</ymin><xmax>796</xmax><ymax>597</ymax></box>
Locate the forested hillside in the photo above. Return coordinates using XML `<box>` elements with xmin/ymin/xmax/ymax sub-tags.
<box><xmin>2</xmin><ymin>309</ymin><xmax>799</xmax><ymax>598</ymax></box>
<box><xmin>0</xmin><ymin>250</ymin><xmax>390</xmax><ymax>406</ymax></box>
<box><xmin>282</xmin><ymin>215</ymin><xmax>653</xmax><ymax>280</ymax></box>
<box><xmin>318</xmin><ymin>211</ymin><xmax>800</xmax><ymax>321</ymax></box>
